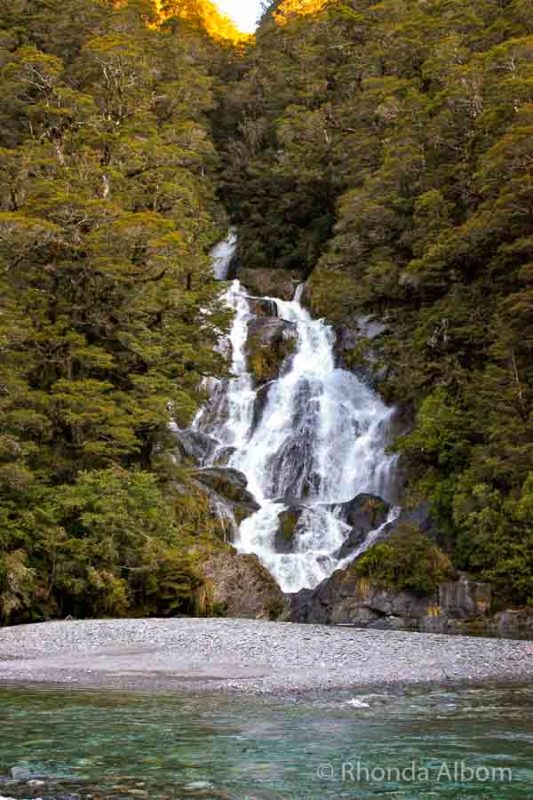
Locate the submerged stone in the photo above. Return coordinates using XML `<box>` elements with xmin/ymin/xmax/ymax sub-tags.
<box><xmin>9</xmin><ymin>767</ymin><xmax>31</xmax><ymax>781</ymax></box>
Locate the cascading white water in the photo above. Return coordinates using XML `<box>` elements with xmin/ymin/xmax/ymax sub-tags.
<box><xmin>210</xmin><ymin>228</ymin><xmax>238</xmax><ymax>280</ymax></box>
<box><xmin>195</xmin><ymin>234</ymin><xmax>397</xmax><ymax>593</ymax></box>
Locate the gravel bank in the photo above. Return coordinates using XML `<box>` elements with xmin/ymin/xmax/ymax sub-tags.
<box><xmin>0</xmin><ymin>618</ymin><xmax>531</xmax><ymax>694</ymax></box>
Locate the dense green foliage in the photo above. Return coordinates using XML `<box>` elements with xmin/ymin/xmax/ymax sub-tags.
<box><xmin>0</xmin><ymin>0</ymin><xmax>231</xmax><ymax>623</ymax></box>
<box><xmin>219</xmin><ymin>0</ymin><xmax>533</xmax><ymax>606</ymax></box>
<box><xmin>1</xmin><ymin>0</ymin><xmax>531</xmax><ymax>623</ymax></box>
<box><xmin>354</xmin><ymin>522</ymin><xmax>454</xmax><ymax>596</ymax></box>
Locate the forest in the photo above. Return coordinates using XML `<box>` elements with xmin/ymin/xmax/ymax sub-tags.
<box><xmin>0</xmin><ymin>0</ymin><xmax>238</xmax><ymax>621</ymax></box>
<box><xmin>0</xmin><ymin>0</ymin><xmax>531</xmax><ymax>623</ymax></box>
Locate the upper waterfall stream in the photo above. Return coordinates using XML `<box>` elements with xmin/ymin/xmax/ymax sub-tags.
<box><xmin>192</xmin><ymin>234</ymin><xmax>397</xmax><ymax>593</ymax></box>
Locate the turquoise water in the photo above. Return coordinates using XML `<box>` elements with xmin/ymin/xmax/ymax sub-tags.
<box><xmin>0</xmin><ymin>684</ymin><xmax>531</xmax><ymax>799</ymax></box>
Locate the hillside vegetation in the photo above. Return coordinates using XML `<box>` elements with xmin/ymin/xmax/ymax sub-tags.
<box><xmin>0</xmin><ymin>0</ymin><xmax>234</xmax><ymax>622</ymax></box>
<box><xmin>0</xmin><ymin>0</ymin><xmax>531</xmax><ymax>622</ymax></box>
<box><xmin>219</xmin><ymin>0</ymin><xmax>533</xmax><ymax>606</ymax></box>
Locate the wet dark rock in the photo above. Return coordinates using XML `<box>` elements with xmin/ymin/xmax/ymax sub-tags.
<box><xmin>251</xmin><ymin>382</ymin><xmax>275</xmax><ymax>430</ymax></box>
<box><xmin>274</xmin><ymin>507</ymin><xmax>304</xmax><ymax>553</ymax></box>
<box><xmin>290</xmin><ymin>566</ymin><xmax>514</xmax><ymax>636</ymax></box>
<box><xmin>193</xmin><ymin>467</ymin><xmax>254</xmax><ymax>504</ymax></box>
<box><xmin>246</xmin><ymin>317</ymin><xmax>298</xmax><ymax>384</ymax></box>
<box><xmin>264</xmin><ymin>379</ymin><xmax>322</xmax><ymax>499</ymax></box>
<box><xmin>335</xmin><ymin>528</ymin><xmax>370</xmax><ymax>560</ymax></box>
<box><xmin>177</xmin><ymin>429</ymin><xmax>218</xmax><ymax>465</ymax></box>
<box><xmin>192</xmin><ymin>468</ymin><xmax>259</xmax><ymax>530</ymax></box>
<box><xmin>337</xmin><ymin>493</ymin><xmax>390</xmax><ymax>529</ymax></box>
<box><xmin>247</xmin><ymin>296</ymin><xmax>279</xmax><ymax>318</ymax></box>
<box><xmin>334</xmin><ymin>493</ymin><xmax>391</xmax><ymax>560</ymax></box>
<box><xmin>211</xmin><ymin>446</ymin><xmax>237</xmax><ymax>467</ymax></box>
<box><xmin>239</xmin><ymin>266</ymin><xmax>302</xmax><ymax>301</ymax></box>
<box><xmin>202</xmin><ymin>549</ymin><xmax>288</xmax><ymax>620</ymax></box>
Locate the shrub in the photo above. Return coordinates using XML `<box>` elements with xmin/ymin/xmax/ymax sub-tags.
<box><xmin>354</xmin><ymin>523</ymin><xmax>454</xmax><ymax>597</ymax></box>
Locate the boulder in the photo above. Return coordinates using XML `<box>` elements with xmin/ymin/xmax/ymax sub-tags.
<box><xmin>211</xmin><ymin>445</ymin><xmax>237</xmax><ymax>467</ymax></box>
<box><xmin>490</xmin><ymin>608</ymin><xmax>533</xmax><ymax>639</ymax></box>
<box><xmin>273</xmin><ymin>507</ymin><xmax>303</xmax><ymax>553</ymax></box>
<box><xmin>337</xmin><ymin>493</ymin><xmax>390</xmax><ymax>529</ymax></box>
<box><xmin>438</xmin><ymin>574</ymin><xmax>491</xmax><ymax>619</ymax></box>
<box><xmin>203</xmin><ymin>549</ymin><xmax>288</xmax><ymax>620</ymax></box>
<box><xmin>177</xmin><ymin>429</ymin><xmax>217</xmax><ymax>465</ymax></box>
<box><xmin>246</xmin><ymin>316</ymin><xmax>298</xmax><ymax>384</ymax></box>
<box><xmin>10</xmin><ymin>767</ymin><xmax>32</xmax><ymax>781</ymax></box>
<box><xmin>290</xmin><ymin>565</ymin><xmax>522</xmax><ymax>637</ymax></box>
<box><xmin>193</xmin><ymin>467</ymin><xmax>259</xmax><ymax>542</ymax></box>
<box><xmin>192</xmin><ymin>467</ymin><xmax>254</xmax><ymax>504</ymax></box>
<box><xmin>334</xmin><ymin>494</ymin><xmax>391</xmax><ymax>560</ymax></box>
<box><xmin>239</xmin><ymin>266</ymin><xmax>302</xmax><ymax>301</ymax></box>
<box><xmin>290</xmin><ymin>565</ymin><xmax>433</xmax><ymax>628</ymax></box>
<box><xmin>247</xmin><ymin>296</ymin><xmax>279</xmax><ymax>318</ymax></box>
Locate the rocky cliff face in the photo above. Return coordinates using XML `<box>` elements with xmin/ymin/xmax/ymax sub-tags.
<box><xmin>291</xmin><ymin>570</ymin><xmax>533</xmax><ymax>639</ymax></box>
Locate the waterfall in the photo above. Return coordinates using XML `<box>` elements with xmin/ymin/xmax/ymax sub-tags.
<box><xmin>194</xmin><ymin>235</ymin><xmax>397</xmax><ymax>593</ymax></box>
<box><xmin>210</xmin><ymin>228</ymin><xmax>237</xmax><ymax>280</ymax></box>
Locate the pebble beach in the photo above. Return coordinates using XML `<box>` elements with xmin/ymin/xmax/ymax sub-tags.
<box><xmin>0</xmin><ymin>618</ymin><xmax>531</xmax><ymax>694</ymax></box>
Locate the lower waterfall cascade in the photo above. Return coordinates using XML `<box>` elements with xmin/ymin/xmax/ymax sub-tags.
<box><xmin>192</xmin><ymin>234</ymin><xmax>398</xmax><ymax>594</ymax></box>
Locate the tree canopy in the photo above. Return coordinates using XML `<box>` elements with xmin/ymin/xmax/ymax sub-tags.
<box><xmin>0</xmin><ymin>0</ymin><xmax>231</xmax><ymax>622</ymax></box>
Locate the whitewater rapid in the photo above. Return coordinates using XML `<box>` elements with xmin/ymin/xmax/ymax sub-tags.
<box><xmin>193</xmin><ymin>233</ymin><xmax>397</xmax><ymax>593</ymax></box>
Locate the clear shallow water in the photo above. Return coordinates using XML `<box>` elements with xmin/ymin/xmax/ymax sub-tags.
<box><xmin>0</xmin><ymin>685</ymin><xmax>531</xmax><ymax>799</ymax></box>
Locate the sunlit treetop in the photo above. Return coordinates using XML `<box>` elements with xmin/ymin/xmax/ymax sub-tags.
<box><xmin>155</xmin><ymin>0</ymin><xmax>253</xmax><ymax>42</ymax></box>
<box><xmin>274</xmin><ymin>0</ymin><xmax>329</xmax><ymax>26</ymax></box>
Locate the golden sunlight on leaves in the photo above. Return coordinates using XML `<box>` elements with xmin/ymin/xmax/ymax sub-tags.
<box><xmin>274</xmin><ymin>0</ymin><xmax>328</xmax><ymax>26</ymax></box>
<box><xmin>155</xmin><ymin>0</ymin><xmax>252</xmax><ymax>42</ymax></box>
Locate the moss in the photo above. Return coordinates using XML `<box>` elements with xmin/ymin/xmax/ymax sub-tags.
<box><xmin>277</xmin><ymin>509</ymin><xmax>299</xmax><ymax>544</ymax></box>
<box><xmin>248</xmin><ymin>349</ymin><xmax>279</xmax><ymax>383</ymax></box>
<box><xmin>247</xmin><ymin>330</ymin><xmax>296</xmax><ymax>384</ymax></box>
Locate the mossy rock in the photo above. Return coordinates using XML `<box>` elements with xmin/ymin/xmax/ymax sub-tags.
<box><xmin>192</xmin><ymin>467</ymin><xmax>256</xmax><ymax>506</ymax></box>
<box><xmin>274</xmin><ymin>508</ymin><xmax>301</xmax><ymax>553</ymax></box>
<box><xmin>246</xmin><ymin>317</ymin><xmax>297</xmax><ymax>384</ymax></box>
<box><xmin>239</xmin><ymin>266</ymin><xmax>302</xmax><ymax>301</ymax></box>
